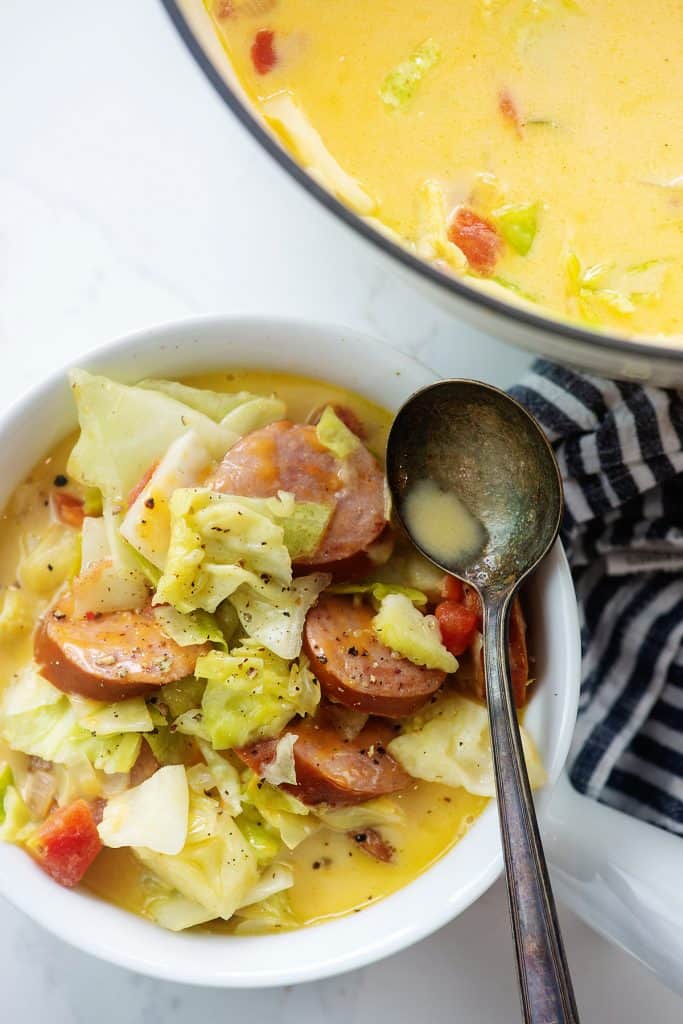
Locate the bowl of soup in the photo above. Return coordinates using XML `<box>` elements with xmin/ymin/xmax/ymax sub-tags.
<box><xmin>162</xmin><ymin>0</ymin><xmax>683</xmax><ymax>383</ymax></box>
<box><xmin>0</xmin><ymin>314</ymin><xmax>581</xmax><ymax>984</ymax></box>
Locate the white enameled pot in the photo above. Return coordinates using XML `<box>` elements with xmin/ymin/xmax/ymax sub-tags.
<box><xmin>0</xmin><ymin>315</ymin><xmax>580</xmax><ymax>986</ymax></box>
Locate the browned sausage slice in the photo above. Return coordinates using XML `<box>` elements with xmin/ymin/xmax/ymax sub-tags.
<box><xmin>236</xmin><ymin>710</ymin><xmax>411</xmax><ymax>806</ymax></box>
<box><xmin>34</xmin><ymin>592</ymin><xmax>210</xmax><ymax>701</ymax></box>
<box><xmin>211</xmin><ymin>421</ymin><xmax>387</xmax><ymax>570</ymax></box>
<box><xmin>303</xmin><ymin>594</ymin><xmax>445</xmax><ymax>718</ymax></box>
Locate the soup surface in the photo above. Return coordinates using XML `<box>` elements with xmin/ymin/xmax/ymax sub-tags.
<box><xmin>0</xmin><ymin>369</ymin><xmax>542</xmax><ymax>933</ymax></box>
<box><xmin>207</xmin><ymin>1</ymin><xmax>683</xmax><ymax>338</ymax></box>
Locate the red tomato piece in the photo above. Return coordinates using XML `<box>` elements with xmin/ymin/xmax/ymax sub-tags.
<box><xmin>441</xmin><ymin>574</ymin><xmax>464</xmax><ymax>602</ymax></box>
<box><xmin>435</xmin><ymin>600</ymin><xmax>479</xmax><ymax>657</ymax></box>
<box><xmin>126</xmin><ymin>460</ymin><xmax>158</xmax><ymax>508</ymax></box>
<box><xmin>251</xmin><ymin>29</ymin><xmax>277</xmax><ymax>74</ymax></box>
<box><xmin>448</xmin><ymin>208</ymin><xmax>503</xmax><ymax>277</ymax></box>
<box><xmin>499</xmin><ymin>88</ymin><xmax>524</xmax><ymax>138</ymax></box>
<box><xmin>52</xmin><ymin>491</ymin><xmax>85</xmax><ymax>529</ymax></box>
<box><xmin>29</xmin><ymin>799</ymin><xmax>102</xmax><ymax>888</ymax></box>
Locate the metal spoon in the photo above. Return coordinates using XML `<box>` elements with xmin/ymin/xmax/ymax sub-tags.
<box><xmin>386</xmin><ymin>379</ymin><xmax>580</xmax><ymax>1024</ymax></box>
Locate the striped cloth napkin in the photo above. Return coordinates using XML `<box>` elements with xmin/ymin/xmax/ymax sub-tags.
<box><xmin>510</xmin><ymin>359</ymin><xmax>683</xmax><ymax>836</ymax></box>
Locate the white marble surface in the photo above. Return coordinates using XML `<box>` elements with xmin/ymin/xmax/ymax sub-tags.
<box><xmin>0</xmin><ymin>1</ymin><xmax>680</xmax><ymax>1019</ymax></box>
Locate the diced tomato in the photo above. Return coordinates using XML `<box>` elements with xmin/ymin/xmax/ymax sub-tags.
<box><xmin>251</xmin><ymin>29</ymin><xmax>277</xmax><ymax>74</ymax></box>
<box><xmin>435</xmin><ymin>600</ymin><xmax>479</xmax><ymax>657</ymax></box>
<box><xmin>448</xmin><ymin>208</ymin><xmax>503</xmax><ymax>277</ymax></box>
<box><xmin>441</xmin><ymin>574</ymin><xmax>464</xmax><ymax>602</ymax></box>
<box><xmin>127</xmin><ymin>460</ymin><xmax>158</xmax><ymax>508</ymax></box>
<box><xmin>52</xmin><ymin>491</ymin><xmax>85</xmax><ymax>529</ymax></box>
<box><xmin>28</xmin><ymin>799</ymin><xmax>102</xmax><ymax>888</ymax></box>
<box><xmin>499</xmin><ymin>88</ymin><xmax>524</xmax><ymax>138</ymax></box>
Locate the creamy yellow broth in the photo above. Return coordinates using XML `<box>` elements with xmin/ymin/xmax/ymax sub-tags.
<box><xmin>0</xmin><ymin>370</ymin><xmax>489</xmax><ymax>933</ymax></box>
<box><xmin>207</xmin><ymin>1</ymin><xmax>683</xmax><ymax>337</ymax></box>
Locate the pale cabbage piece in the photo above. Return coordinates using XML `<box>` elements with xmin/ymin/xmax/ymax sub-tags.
<box><xmin>220</xmin><ymin>396</ymin><xmax>287</xmax><ymax>437</ymax></box>
<box><xmin>219</xmin><ymin>490</ymin><xmax>332</xmax><ymax>560</ymax></box>
<box><xmin>71</xmin><ymin>557</ymin><xmax>150</xmax><ymax>618</ymax></box>
<box><xmin>0</xmin><ymin>670</ymin><xmax>142</xmax><ymax>775</ymax></box>
<box><xmin>229</xmin><ymin>572</ymin><xmax>331</xmax><ymax>660</ymax></box>
<box><xmin>388</xmin><ymin>693</ymin><xmax>546</xmax><ymax>797</ymax></box>
<box><xmin>233</xmin><ymin>891</ymin><xmax>297</xmax><ymax>934</ymax></box>
<box><xmin>99</xmin><ymin>765</ymin><xmax>189</xmax><ymax>854</ymax></box>
<box><xmin>81</xmin><ymin>516</ymin><xmax>109</xmax><ymax>568</ymax></box>
<box><xmin>262</xmin><ymin>93</ymin><xmax>375</xmax><ymax>215</ymax></box>
<box><xmin>18</xmin><ymin>523</ymin><xmax>80</xmax><ymax>596</ymax></box>
<box><xmin>134</xmin><ymin>791</ymin><xmax>259</xmax><ymax>920</ymax></box>
<box><xmin>415</xmin><ymin>180</ymin><xmax>467</xmax><ymax>273</ymax></box>
<box><xmin>153</xmin><ymin>605</ymin><xmax>226</xmax><ymax>648</ymax></box>
<box><xmin>145</xmin><ymin>888</ymin><xmax>215</xmax><ymax>932</ymax></box>
<box><xmin>373</xmin><ymin>593</ymin><xmax>458</xmax><ymax>673</ymax></box>
<box><xmin>0</xmin><ymin>775</ymin><xmax>33</xmax><ymax>843</ymax></box>
<box><xmin>237</xmin><ymin>862</ymin><xmax>294</xmax><ymax>910</ymax></box>
<box><xmin>315</xmin><ymin>796</ymin><xmax>405</xmax><ymax>832</ymax></box>
<box><xmin>153</xmin><ymin>488</ymin><xmax>292</xmax><ymax>614</ymax></box>
<box><xmin>69</xmin><ymin>695</ymin><xmax>154</xmax><ymax>736</ymax></box>
<box><xmin>261</xmin><ymin>734</ymin><xmax>298</xmax><ymax>787</ymax></box>
<box><xmin>67</xmin><ymin>369</ymin><xmax>236</xmax><ymax>505</ymax></box>
<box><xmin>120</xmin><ymin>431</ymin><xmax>214</xmax><ymax>569</ymax></box>
<box><xmin>53</xmin><ymin>757</ymin><xmax>102</xmax><ymax>807</ymax></box>
<box><xmin>196</xmin><ymin>740</ymin><xmax>242</xmax><ymax>816</ymax></box>
<box><xmin>0</xmin><ymin>587</ymin><xmax>34</xmax><ymax>642</ymax></box>
<box><xmin>328</xmin><ymin>581</ymin><xmax>428</xmax><ymax>607</ymax></box>
<box><xmin>195</xmin><ymin>641</ymin><xmax>320</xmax><ymax>749</ymax></box>
<box><xmin>139</xmin><ymin>379</ymin><xmax>285</xmax><ymax>427</ymax></box>
<box><xmin>380</xmin><ymin>38</ymin><xmax>442</xmax><ymax>109</ymax></box>
<box><xmin>242</xmin><ymin>775</ymin><xmax>318</xmax><ymax>851</ymax></box>
<box><xmin>315</xmin><ymin>406</ymin><xmax>360</xmax><ymax>459</ymax></box>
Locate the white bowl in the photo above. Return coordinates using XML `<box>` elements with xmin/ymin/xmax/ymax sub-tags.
<box><xmin>0</xmin><ymin>315</ymin><xmax>581</xmax><ymax>986</ymax></box>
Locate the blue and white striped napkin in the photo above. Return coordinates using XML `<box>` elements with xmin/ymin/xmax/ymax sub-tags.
<box><xmin>510</xmin><ymin>360</ymin><xmax>683</xmax><ymax>836</ymax></box>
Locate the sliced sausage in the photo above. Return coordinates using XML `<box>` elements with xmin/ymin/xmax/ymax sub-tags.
<box><xmin>467</xmin><ymin>595</ymin><xmax>529</xmax><ymax>708</ymax></box>
<box><xmin>236</xmin><ymin>709</ymin><xmax>411</xmax><ymax>806</ymax></box>
<box><xmin>303</xmin><ymin>594</ymin><xmax>445</xmax><ymax>718</ymax></box>
<box><xmin>211</xmin><ymin>421</ymin><xmax>387</xmax><ymax>571</ymax></box>
<box><xmin>34</xmin><ymin>592</ymin><xmax>210</xmax><ymax>701</ymax></box>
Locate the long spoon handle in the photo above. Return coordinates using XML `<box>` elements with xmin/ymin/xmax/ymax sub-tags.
<box><xmin>483</xmin><ymin>595</ymin><xmax>580</xmax><ymax>1024</ymax></box>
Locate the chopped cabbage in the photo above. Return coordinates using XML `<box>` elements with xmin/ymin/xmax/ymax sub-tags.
<box><xmin>373</xmin><ymin>593</ymin><xmax>458</xmax><ymax>672</ymax></box>
<box><xmin>0</xmin><ymin>777</ymin><xmax>33</xmax><ymax>843</ymax></box>
<box><xmin>0</xmin><ymin>669</ymin><xmax>141</xmax><ymax>775</ymax></box>
<box><xmin>120</xmin><ymin>431</ymin><xmax>213</xmax><ymax>569</ymax></box>
<box><xmin>236</xmin><ymin>806</ymin><xmax>281</xmax><ymax>865</ymax></box>
<box><xmin>71</xmin><ymin>557</ymin><xmax>150</xmax><ymax>618</ymax></box>
<box><xmin>415</xmin><ymin>180</ymin><xmax>468</xmax><ymax>272</ymax></box>
<box><xmin>134</xmin><ymin>791</ymin><xmax>258</xmax><ymax>920</ymax></box>
<box><xmin>0</xmin><ymin>587</ymin><xmax>34</xmax><ymax>642</ymax></box>
<box><xmin>158</xmin><ymin>676</ymin><xmax>206</xmax><ymax>719</ymax></box>
<box><xmin>380</xmin><ymin>39</ymin><xmax>442</xmax><ymax>109</ymax></box>
<box><xmin>18</xmin><ymin>524</ymin><xmax>80</xmax><ymax>596</ymax></box>
<box><xmin>153</xmin><ymin>488</ymin><xmax>292</xmax><ymax>614</ymax></box>
<box><xmin>139</xmin><ymin>379</ymin><xmax>285</xmax><ymax>427</ymax></box>
<box><xmin>218</xmin><ymin>490</ymin><xmax>331</xmax><ymax>560</ymax></box>
<box><xmin>328</xmin><ymin>581</ymin><xmax>428</xmax><ymax>607</ymax></box>
<box><xmin>315</xmin><ymin>406</ymin><xmax>359</xmax><ymax>459</ymax></box>
<box><xmin>144</xmin><ymin>883</ymin><xmax>215</xmax><ymax>932</ymax></box>
<box><xmin>196</xmin><ymin>741</ymin><xmax>242</xmax><ymax>816</ymax></box>
<box><xmin>261</xmin><ymin>734</ymin><xmax>298</xmax><ymax>787</ymax></box>
<box><xmin>237</xmin><ymin>862</ymin><xmax>294</xmax><ymax>910</ymax></box>
<box><xmin>143</xmin><ymin>729</ymin><xmax>193</xmax><ymax>767</ymax></box>
<box><xmin>567</xmin><ymin>255</ymin><xmax>669</xmax><ymax>321</ymax></box>
<box><xmin>53</xmin><ymin>756</ymin><xmax>101</xmax><ymax>806</ymax></box>
<box><xmin>220</xmin><ymin>396</ymin><xmax>288</xmax><ymax>437</ymax></box>
<box><xmin>242</xmin><ymin>774</ymin><xmax>318</xmax><ymax>851</ymax></box>
<box><xmin>229</xmin><ymin>572</ymin><xmax>331</xmax><ymax>660</ymax></box>
<box><xmin>153</xmin><ymin>605</ymin><xmax>226</xmax><ymax>648</ymax></box>
<box><xmin>69</xmin><ymin>695</ymin><xmax>154</xmax><ymax>736</ymax></box>
<box><xmin>315</xmin><ymin>796</ymin><xmax>405</xmax><ymax>832</ymax></box>
<box><xmin>233</xmin><ymin>890</ymin><xmax>297</xmax><ymax>934</ymax></box>
<box><xmin>262</xmin><ymin>93</ymin><xmax>375</xmax><ymax>215</ymax></box>
<box><xmin>67</xmin><ymin>370</ymin><xmax>235</xmax><ymax>505</ymax></box>
<box><xmin>81</xmin><ymin>516</ymin><xmax>109</xmax><ymax>568</ymax></box>
<box><xmin>196</xmin><ymin>641</ymin><xmax>320</xmax><ymax>749</ymax></box>
<box><xmin>98</xmin><ymin>764</ymin><xmax>189</xmax><ymax>854</ymax></box>
<box><xmin>492</xmin><ymin>203</ymin><xmax>539</xmax><ymax>256</ymax></box>
<box><xmin>388</xmin><ymin>693</ymin><xmax>546</xmax><ymax>796</ymax></box>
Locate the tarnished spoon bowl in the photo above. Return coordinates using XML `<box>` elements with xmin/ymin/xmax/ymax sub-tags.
<box><xmin>387</xmin><ymin>380</ymin><xmax>579</xmax><ymax>1024</ymax></box>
